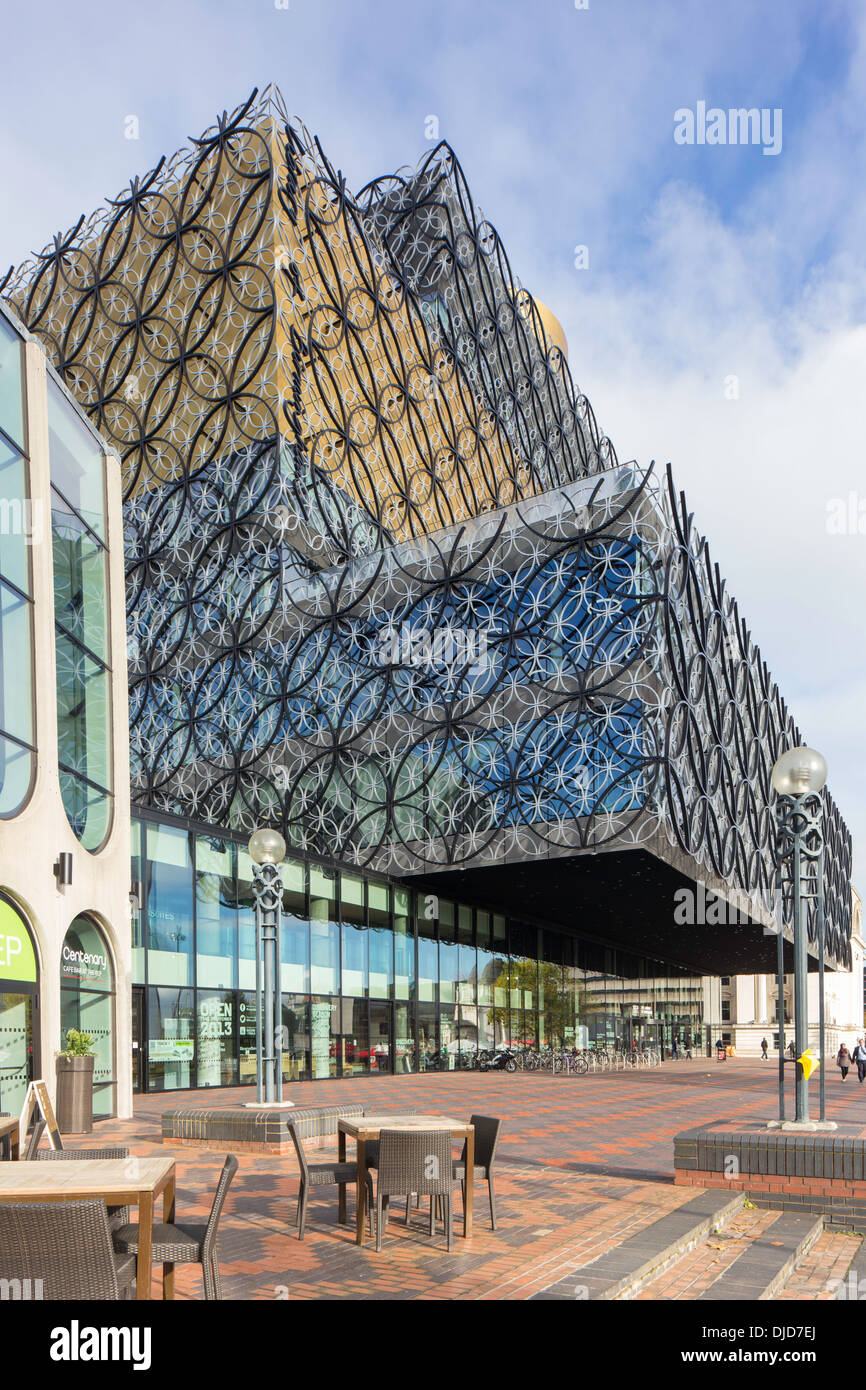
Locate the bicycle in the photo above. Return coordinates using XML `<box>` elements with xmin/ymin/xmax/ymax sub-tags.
<box><xmin>558</xmin><ymin>1049</ymin><xmax>588</xmax><ymax>1075</ymax></box>
<box><xmin>590</xmin><ymin>1046</ymin><xmax>611</xmax><ymax>1071</ymax></box>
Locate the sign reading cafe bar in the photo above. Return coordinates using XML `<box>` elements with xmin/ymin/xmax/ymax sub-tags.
<box><xmin>60</xmin><ymin>942</ymin><xmax>110</xmax><ymax>985</ymax></box>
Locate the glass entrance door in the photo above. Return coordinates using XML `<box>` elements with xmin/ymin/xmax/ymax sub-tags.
<box><xmin>369</xmin><ymin>1001</ymin><xmax>391</xmax><ymax>1074</ymax></box>
<box><xmin>340</xmin><ymin>998</ymin><xmax>370</xmax><ymax>1078</ymax></box>
<box><xmin>0</xmin><ymin>991</ymin><xmax>33</xmax><ymax>1113</ymax></box>
<box><xmin>394</xmin><ymin>1002</ymin><xmax>415</xmax><ymax>1073</ymax></box>
<box><xmin>132</xmin><ymin>985</ymin><xmax>145</xmax><ymax>1093</ymax></box>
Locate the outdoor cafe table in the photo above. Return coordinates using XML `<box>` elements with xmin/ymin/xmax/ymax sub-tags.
<box><xmin>0</xmin><ymin>1116</ymin><xmax>19</xmax><ymax>1161</ymax></box>
<box><xmin>337</xmin><ymin>1115</ymin><xmax>474</xmax><ymax>1246</ymax></box>
<box><xmin>0</xmin><ymin>1155</ymin><xmax>176</xmax><ymax>1299</ymax></box>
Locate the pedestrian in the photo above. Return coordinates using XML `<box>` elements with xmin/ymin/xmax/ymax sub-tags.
<box><xmin>672</xmin><ymin>1034</ymin><xmax>679</xmax><ymax>1060</ymax></box>
<box><xmin>837</xmin><ymin>1043</ymin><xmax>851</xmax><ymax>1081</ymax></box>
<box><xmin>853</xmin><ymin>1038</ymin><xmax>866</xmax><ymax>1084</ymax></box>
<box><xmin>760</xmin><ymin>1037</ymin><xmax>768</xmax><ymax>1060</ymax></box>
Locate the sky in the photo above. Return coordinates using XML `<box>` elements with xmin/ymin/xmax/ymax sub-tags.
<box><xmin>2</xmin><ymin>0</ymin><xmax>865</xmax><ymax>894</ymax></box>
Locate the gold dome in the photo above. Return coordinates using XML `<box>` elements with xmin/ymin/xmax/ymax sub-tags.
<box><xmin>532</xmin><ymin>299</ymin><xmax>568</xmax><ymax>361</ymax></box>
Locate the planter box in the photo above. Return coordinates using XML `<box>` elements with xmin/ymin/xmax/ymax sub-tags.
<box><xmin>161</xmin><ymin>1101</ymin><xmax>366</xmax><ymax>1153</ymax></box>
<box><xmin>55</xmin><ymin>1055</ymin><xmax>94</xmax><ymax>1135</ymax></box>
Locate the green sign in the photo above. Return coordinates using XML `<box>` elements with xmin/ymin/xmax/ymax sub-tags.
<box><xmin>149</xmin><ymin>1038</ymin><xmax>194</xmax><ymax>1063</ymax></box>
<box><xmin>0</xmin><ymin>898</ymin><xmax>37</xmax><ymax>984</ymax></box>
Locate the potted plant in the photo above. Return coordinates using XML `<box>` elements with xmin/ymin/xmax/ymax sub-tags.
<box><xmin>55</xmin><ymin>1029</ymin><xmax>96</xmax><ymax>1134</ymax></box>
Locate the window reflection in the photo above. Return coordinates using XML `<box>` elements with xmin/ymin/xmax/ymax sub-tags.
<box><xmin>197</xmin><ymin>990</ymin><xmax>236</xmax><ymax>1087</ymax></box>
<box><xmin>147</xmin><ymin>986</ymin><xmax>194</xmax><ymax>1091</ymax></box>
<box><xmin>0</xmin><ymin>367</ymin><xmax>36</xmax><ymax>817</ymax></box>
<box><xmin>145</xmin><ymin>825</ymin><xmax>193</xmax><ymax>985</ymax></box>
<box><xmin>60</xmin><ymin>916</ymin><xmax>115</xmax><ymax>1117</ymax></box>
<box><xmin>131</xmin><ymin>814</ymin><xmax>709</xmax><ymax>1086</ymax></box>
<box><xmin>196</xmin><ymin>837</ymin><xmax>237</xmax><ymax>990</ymax></box>
<box><xmin>47</xmin><ymin>385</ymin><xmax>105</xmax><ymax>539</ymax></box>
<box><xmin>49</xmin><ymin>380</ymin><xmax>112</xmax><ymax>850</ymax></box>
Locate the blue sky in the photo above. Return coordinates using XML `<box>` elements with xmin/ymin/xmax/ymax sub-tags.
<box><xmin>3</xmin><ymin>0</ymin><xmax>865</xmax><ymax>893</ymax></box>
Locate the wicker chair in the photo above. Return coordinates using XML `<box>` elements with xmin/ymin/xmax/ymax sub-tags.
<box><xmin>112</xmin><ymin>1153</ymin><xmax>238</xmax><ymax>1300</ymax></box>
<box><xmin>36</xmin><ymin>1146</ymin><xmax>131</xmax><ymax>1228</ymax></box>
<box><xmin>363</xmin><ymin>1109</ymin><xmax>418</xmax><ymax>1172</ymax></box>
<box><xmin>0</xmin><ymin>1198</ymin><xmax>136</xmax><ymax>1299</ymax></box>
<box><xmin>375</xmin><ymin>1129</ymin><xmax>460</xmax><ymax>1252</ymax></box>
<box><xmin>287</xmin><ymin>1121</ymin><xmax>374</xmax><ymax>1240</ymax></box>
<box><xmin>453</xmin><ymin>1114</ymin><xmax>502</xmax><ymax>1230</ymax></box>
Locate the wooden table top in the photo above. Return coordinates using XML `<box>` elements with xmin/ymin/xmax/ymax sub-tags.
<box><xmin>338</xmin><ymin>1114</ymin><xmax>473</xmax><ymax>1139</ymax></box>
<box><xmin>0</xmin><ymin>1156</ymin><xmax>175</xmax><ymax>1199</ymax></box>
<box><xmin>0</xmin><ymin>1117</ymin><xmax>18</xmax><ymax>1138</ymax></box>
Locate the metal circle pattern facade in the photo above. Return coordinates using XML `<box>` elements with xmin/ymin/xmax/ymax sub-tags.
<box><xmin>1</xmin><ymin>87</ymin><xmax>851</xmax><ymax>968</ymax></box>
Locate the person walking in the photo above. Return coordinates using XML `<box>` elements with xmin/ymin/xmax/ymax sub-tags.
<box><xmin>672</xmin><ymin>1033</ymin><xmax>679</xmax><ymax>1060</ymax></box>
<box><xmin>761</xmin><ymin>1037</ymin><xmax>769</xmax><ymax>1060</ymax></box>
<box><xmin>837</xmin><ymin>1042</ymin><xmax>851</xmax><ymax>1081</ymax></box>
<box><xmin>853</xmin><ymin>1038</ymin><xmax>866</xmax><ymax>1084</ymax></box>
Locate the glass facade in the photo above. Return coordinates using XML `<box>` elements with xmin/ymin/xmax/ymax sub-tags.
<box><xmin>60</xmin><ymin>915</ymin><xmax>116</xmax><ymax>1117</ymax></box>
<box><xmin>131</xmin><ymin>809</ymin><xmax>705</xmax><ymax>1091</ymax></box>
<box><xmin>49</xmin><ymin>380</ymin><xmax>113</xmax><ymax>850</ymax></box>
<box><xmin>0</xmin><ymin>315</ymin><xmax>35</xmax><ymax>817</ymax></box>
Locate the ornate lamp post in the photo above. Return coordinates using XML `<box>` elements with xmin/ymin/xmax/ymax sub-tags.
<box><xmin>248</xmin><ymin>827</ymin><xmax>286</xmax><ymax>1105</ymax></box>
<box><xmin>771</xmin><ymin>747</ymin><xmax>827</xmax><ymax>1125</ymax></box>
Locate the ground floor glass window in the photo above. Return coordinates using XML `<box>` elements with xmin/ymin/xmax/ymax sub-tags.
<box><xmin>60</xmin><ymin>915</ymin><xmax>115</xmax><ymax>1117</ymax></box>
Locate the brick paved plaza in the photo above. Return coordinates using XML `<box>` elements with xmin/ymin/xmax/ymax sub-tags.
<box><xmin>62</xmin><ymin>1058</ymin><xmax>866</xmax><ymax>1300</ymax></box>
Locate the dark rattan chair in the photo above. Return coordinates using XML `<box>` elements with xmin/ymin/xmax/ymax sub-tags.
<box><xmin>453</xmin><ymin>1114</ymin><xmax>502</xmax><ymax>1230</ymax></box>
<box><xmin>36</xmin><ymin>1146</ymin><xmax>131</xmax><ymax>1228</ymax></box>
<box><xmin>375</xmin><ymin>1129</ymin><xmax>459</xmax><ymax>1252</ymax></box>
<box><xmin>287</xmin><ymin>1121</ymin><xmax>373</xmax><ymax>1240</ymax></box>
<box><xmin>0</xmin><ymin>1198</ymin><xmax>136</xmax><ymax>1299</ymax></box>
<box><xmin>113</xmin><ymin>1153</ymin><xmax>238</xmax><ymax>1300</ymax></box>
<box><xmin>363</xmin><ymin>1109</ymin><xmax>418</xmax><ymax>1171</ymax></box>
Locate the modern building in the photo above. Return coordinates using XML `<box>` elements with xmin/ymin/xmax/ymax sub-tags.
<box><xmin>716</xmin><ymin>889</ymin><xmax>864</xmax><ymax>1057</ymax></box>
<box><xmin>0</xmin><ymin>86</ymin><xmax>854</xmax><ymax>1101</ymax></box>
<box><xmin>0</xmin><ymin>301</ymin><xmax>132</xmax><ymax>1119</ymax></box>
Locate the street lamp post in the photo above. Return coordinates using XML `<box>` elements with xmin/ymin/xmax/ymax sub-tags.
<box><xmin>248</xmin><ymin>827</ymin><xmax>286</xmax><ymax>1105</ymax></box>
<box><xmin>771</xmin><ymin>746</ymin><xmax>827</xmax><ymax>1125</ymax></box>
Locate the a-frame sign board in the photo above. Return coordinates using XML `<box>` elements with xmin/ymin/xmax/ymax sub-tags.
<box><xmin>19</xmin><ymin>1080</ymin><xmax>63</xmax><ymax>1151</ymax></box>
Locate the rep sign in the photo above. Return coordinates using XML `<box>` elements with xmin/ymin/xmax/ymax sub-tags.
<box><xmin>0</xmin><ymin>898</ymin><xmax>37</xmax><ymax>984</ymax></box>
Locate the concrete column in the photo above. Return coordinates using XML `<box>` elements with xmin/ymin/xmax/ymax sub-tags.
<box><xmin>735</xmin><ymin>976</ymin><xmax>753</xmax><ymax>1024</ymax></box>
<box><xmin>756</xmin><ymin>974</ymin><xmax>769</xmax><ymax>1024</ymax></box>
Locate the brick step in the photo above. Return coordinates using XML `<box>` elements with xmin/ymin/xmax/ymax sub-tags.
<box><xmin>530</xmin><ymin>1191</ymin><xmax>745</xmax><ymax>1301</ymax></box>
<box><xmin>636</xmin><ymin>1205</ymin><xmax>783</xmax><ymax>1299</ymax></box>
<box><xmin>831</xmin><ymin>1235</ymin><xmax>866</xmax><ymax>1300</ymax></box>
<box><xmin>776</xmin><ymin>1229</ymin><xmax>864</xmax><ymax>1299</ymax></box>
<box><xmin>695</xmin><ymin>1212</ymin><xmax>824</xmax><ymax>1300</ymax></box>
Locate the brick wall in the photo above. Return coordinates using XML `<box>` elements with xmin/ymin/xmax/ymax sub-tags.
<box><xmin>674</xmin><ymin>1121</ymin><xmax>866</xmax><ymax>1231</ymax></box>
